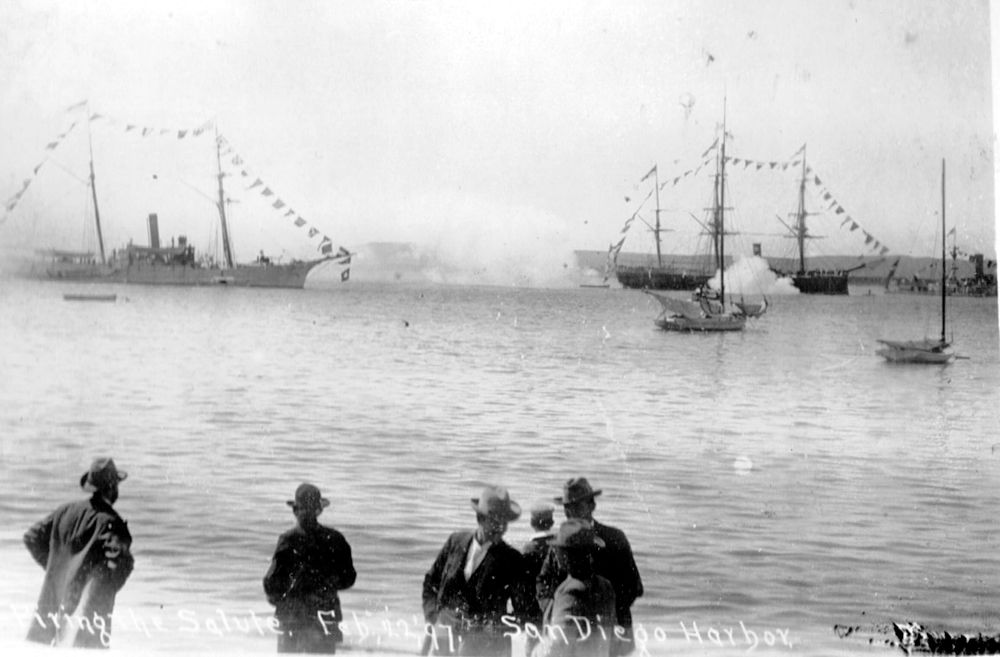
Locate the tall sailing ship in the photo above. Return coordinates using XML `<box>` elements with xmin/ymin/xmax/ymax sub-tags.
<box><xmin>772</xmin><ymin>147</ymin><xmax>864</xmax><ymax>294</ymax></box>
<box><xmin>614</xmin><ymin>166</ymin><xmax>713</xmax><ymax>291</ymax></box>
<box><xmin>5</xmin><ymin>106</ymin><xmax>349</xmax><ymax>289</ymax></box>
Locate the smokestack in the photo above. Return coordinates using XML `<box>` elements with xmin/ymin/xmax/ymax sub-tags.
<box><xmin>148</xmin><ymin>213</ymin><xmax>160</xmax><ymax>249</ymax></box>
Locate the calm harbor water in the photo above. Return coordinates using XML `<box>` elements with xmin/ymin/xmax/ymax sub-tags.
<box><xmin>0</xmin><ymin>277</ymin><xmax>997</xmax><ymax>655</ymax></box>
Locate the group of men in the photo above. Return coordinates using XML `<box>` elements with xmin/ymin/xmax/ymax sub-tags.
<box><xmin>421</xmin><ymin>477</ymin><xmax>642</xmax><ymax>657</ymax></box>
<box><xmin>21</xmin><ymin>458</ymin><xmax>640</xmax><ymax>657</ymax></box>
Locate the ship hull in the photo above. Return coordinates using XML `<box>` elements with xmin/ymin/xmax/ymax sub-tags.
<box><xmin>111</xmin><ymin>260</ymin><xmax>326</xmax><ymax>288</ymax></box>
<box><xmin>28</xmin><ymin>259</ymin><xmax>329</xmax><ymax>289</ymax></box>
<box><xmin>616</xmin><ymin>266</ymin><xmax>711</xmax><ymax>291</ymax></box>
<box><xmin>791</xmin><ymin>272</ymin><xmax>849</xmax><ymax>295</ymax></box>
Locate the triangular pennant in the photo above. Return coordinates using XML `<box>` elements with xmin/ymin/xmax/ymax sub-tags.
<box><xmin>880</xmin><ymin>246</ymin><xmax>889</xmax><ymax>255</ymax></box>
<box><xmin>835</xmin><ymin>205</ymin><xmax>845</xmax><ymax>215</ymax></box>
<box><xmin>272</xmin><ymin>199</ymin><xmax>286</xmax><ymax>210</ymax></box>
<box><xmin>293</xmin><ymin>217</ymin><xmax>306</xmax><ymax>227</ymax></box>
<box><xmin>248</xmin><ymin>178</ymin><xmax>264</xmax><ymax>189</ymax></box>
<box><xmin>66</xmin><ymin>99</ymin><xmax>88</xmax><ymax>112</ymax></box>
<box><xmin>864</xmin><ymin>232</ymin><xmax>874</xmax><ymax>245</ymax></box>
<box><xmin>813</xmin><ymin>176</ymin><xmax>822</xmax><ymax>186</ymax></box>
<box><xmin>126</xmin><ymin>124</ymin><xmax>137</xmax><ymax>132</ymax></box>
<box><xmin>284</xmin><ymin>209</ymin><xmax>295</xmax><ymax>217</ymax></box>
<box><xmin>769</xmin><ymin>162</ymin><xmax>778</xmax><ymax>169</ymax></box>
<box><xmin>756</xmin><ymin>163</ymin><xmax>764</xmax><ymax>170</ymax></box>
<box><xmin>308</xmin><ymin>227</ymin><xmax>319</xmax><ymax>237</ymax></box>
<box><xmin>850</xmin><ymin>221</ymin><xmax>859</xmax><ymax>231</ymax></box>
<box><xmin>261</xmin><ymin>187</ymin><xmax>274</xmax><ymax>197</ymax></box>
<box><xmin>177</xmin><ymin>130</ymin><xmax>188</xmax><ymax>139</ymax></box>
<box><xmin>45</xmin><ymin>141</ymin><xmax>59</xmax><ymax>150</ymax></box>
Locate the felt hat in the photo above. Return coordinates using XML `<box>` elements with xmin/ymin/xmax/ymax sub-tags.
<box><xmin>470</xmin><ymin>485</ymin><xmax>521</xmax><ymax>521</ymax></box>
<box><xmin>287</xmin><ymin>483</ymin><xmax>330</xmax><ymax>511</ymax></box>
<box><xmin>79</xmin><ymin>457</ymin><xmax>127</xmax><ymax>491</ymax></box>
<box><xmin>554</xmin><ymin>477</ymin><xmax>602</xmax><ymax>505</ymax></box>
<box><xmin>552</xmin><ymin>519</ymin><xmax>606</xmax><ymax>550</ymax></box>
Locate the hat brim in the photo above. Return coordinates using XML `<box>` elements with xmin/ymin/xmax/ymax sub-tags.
<box><xmin>470</xmin><ymin>498</ymin><xmax>521</xmax><ymax>521</ymax></box>
<box><xmin>287</xmin><ymin>498</ymin><xmax>330</xmax><ymax>509</ymax></box>
<box><xmin>554</xmin><ymin>489</ymin><xmax>602</xmax><ymax>505</ymax></box>
<box><xmin>555</xmin><ymin>535</ymin><xmax>607</xmax><ymax>549</ymax></box>
<box><xmin>79</xmin><ymin>470</ymin><xmax>128</xmax><ymax>490</ymax></box>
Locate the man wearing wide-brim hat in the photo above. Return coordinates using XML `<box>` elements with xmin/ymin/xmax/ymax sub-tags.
<box><xmin>23</xmin><ymin>457</ymin><xmax>134</xmax><ymax>648</ymax></box>
<box><xmin>422</xmin><ymin>485</ymin><xmax>540</xmax><ymax>657</ymax></box>
<box><xmin>536</xmin><ymin>477</ymin><xmax>643</xmax><ymax>657</ymax></box>
<box><xmin>264</xmin><ymin>483</ymin><xmax>356</xmax><ymax>654</ymax></box>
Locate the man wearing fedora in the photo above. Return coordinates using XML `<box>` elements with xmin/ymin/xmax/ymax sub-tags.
<box><xmin>264</xmin><ymin>483</ymin><xmax>356</xmax><ymax>654</ymax></box>
<box><xmin>23</xmin><ymin>457</ymin><xmax>134</xmax><ymax>648</ymax></box>
<box><xmin>539</xmin><ymin>519</ymin><xmax>616</xmax><ymax>657</ymax></box>
<box><xmin>422</xmin><ymin>485</ymin><xmax>540</xmax><ymax>657</ymax></box>
<box><xmin>536</xmin><ymin>478</ymin><xmax>642</xmax><ymax>657</ymax></box>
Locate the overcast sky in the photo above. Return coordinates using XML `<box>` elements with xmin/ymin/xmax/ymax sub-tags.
<box><xmin>0</xmin><ymin>0</ymin><xmax>995</xmax><ymax>284</ymax></box>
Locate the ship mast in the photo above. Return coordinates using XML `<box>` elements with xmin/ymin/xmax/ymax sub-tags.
<box><xmin>215</xmin><ymin>125</ymin><xmax>235</xmax><ymax>269</ymax></box>
<box><xmin>654</xmin><ymin>166</ymin><xmax>663</xmax><ymax>267</ymax></box>
<box><xmin>86</xmin><ymin>104</ymin><xmax>107</xmax><ymax>265</ymax></box>
<box><xmin>795</xmin><ymin>147</ymin><xmax>809</xmax><ymax>275</ymax></box>
<box><xmin>940</xmin><ymin>158</ymin><xmax>946</xmax><ymax>345</ymax></box>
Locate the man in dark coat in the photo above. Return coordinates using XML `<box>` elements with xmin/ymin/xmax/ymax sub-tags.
<box><xmin>264</xmin><ymin>483</ymin><xmax>357</xmax><ymax>653</ymax></box>
<box><xmin>422</xmin><ymin>485</ymin><xmax>540</xmax><ymax>657</ymax></box>
<box><xmin>542</xmin><ymin>519</ymin><xmax>616</xmax><ymax>657</ymax></box>
<box><xmin>536</xmin><ymin>478</ymin><xmax>642</xmax><ymax>657</ymax></box>
<box><xmin>23</xmin><ymin>457</ymin><xmax>134</xmax><ymax>649</ymax></box>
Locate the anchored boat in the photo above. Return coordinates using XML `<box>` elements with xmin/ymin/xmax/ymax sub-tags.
<box><xmin>5</xmin><ymin>104</ymin><xmax>350</xmax><ymax>288</ymax></box>
<box><xmin>876</xmin><ymin>159</ymin><xmax>957</xmax><ymax>364</ymax></box>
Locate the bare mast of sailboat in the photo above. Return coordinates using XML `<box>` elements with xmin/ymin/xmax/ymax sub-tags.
<box><xmin>940</xmin><ymin>158</ymin><xmax>946</xmax><ymax>345</ymax></box>
<box><xmin>86</xmin><ymin>103</ymin><xmax>106</xmax><ymax>265</ymax></box>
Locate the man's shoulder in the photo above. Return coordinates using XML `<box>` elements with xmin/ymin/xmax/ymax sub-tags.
<box><xmin>594</xmin><ymin>521</ymin><xmax>631</xmax><ymax>547</ymax></box>
<box><xmin>447</xmin><ymin>530</ymin><xmax>475</xmax><ymax>545</ymax></box>
<box><xmin>316</xmin><ymin>523</ymin><xmax>351</xmax><ymax>545</ymax></box>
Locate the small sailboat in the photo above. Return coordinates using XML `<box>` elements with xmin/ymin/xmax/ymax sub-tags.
<box><xmin>876</xmin><ymin>159</ymin><xmax>956</xmax><ymax>364</ymax></box>
<box><xmin>647</xmin><ymin>103</ymin><xmax>750</xmax><ymax>332</ymax></box>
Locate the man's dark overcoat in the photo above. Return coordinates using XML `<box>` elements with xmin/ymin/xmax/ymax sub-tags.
<box><xmin>263</xmin><ymin>522</ymin><xmax>356</xmax><ymax>653</ymax></box>
<box><xmin>23</xmin><ymin>493</ymin><xmax>134</xmax><ymax>648</ymax></box>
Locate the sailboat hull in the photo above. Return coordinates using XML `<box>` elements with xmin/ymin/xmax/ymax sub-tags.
<box><xmin>654</xmin><ymin>315</ymin><xmax>746</xmax><ymax>332</ymax></box>
<box><xmin>876</xmin><ymin>347</ymin><xmax>954</xmax><ymax>364</ymax></box>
